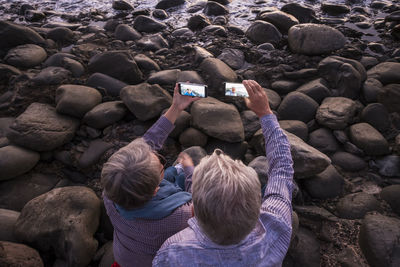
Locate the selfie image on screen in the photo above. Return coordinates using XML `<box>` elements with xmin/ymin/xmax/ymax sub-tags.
<box><xmin>180</xmin><ymin>83</ymin><xmax>206</xmax><ymax>98</ymax></box>
<box><xmin>225</xmin><ymin>82</ymin><xmax>249</xmax><ymax>97</ymax></box>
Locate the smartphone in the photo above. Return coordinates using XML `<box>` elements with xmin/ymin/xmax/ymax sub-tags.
<box><xmin>178</xmin><ymin>82</ymin><xmax>208</xmax><ymax>98</ymax></box>
<box><xmin>224</xmin><ymin>82</ymin><xmax>249</xmax><ymax>97</ymax></box>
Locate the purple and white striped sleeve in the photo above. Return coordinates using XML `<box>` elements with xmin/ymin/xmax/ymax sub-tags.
<box><xmin>143</xmin><ymin>116</ymin><xmax>175</xmax><ymax>151</ymax></box>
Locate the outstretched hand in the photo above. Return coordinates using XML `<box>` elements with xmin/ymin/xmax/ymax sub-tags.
<box><xmin>243</xmin><ymin>80</ymin><xmax>273</xmax><ymax>118</ymax></box>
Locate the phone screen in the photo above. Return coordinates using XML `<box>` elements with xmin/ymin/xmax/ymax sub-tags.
<box><xmin>179</xmin><ymin>83</ymin><xmax>207</xmax><ymax>98</ymax></box>
<box><xmin>225</xmin><ymin>82</ymin><xmax>249</xmax><ymax>97</ymax></box>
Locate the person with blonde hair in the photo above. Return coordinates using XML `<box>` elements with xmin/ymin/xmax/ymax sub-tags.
<box><xmin>153</xmin><ymin>80</ymin><xmax>294</xmax><ymax>266</ymax></box>
<box><xmin>102</xmin><ymin>84</ymin><xmax>199</xmax><ymax>267</ymax></box>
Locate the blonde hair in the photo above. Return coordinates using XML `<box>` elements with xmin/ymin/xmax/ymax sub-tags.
<box><xmin>192</xmin><ymin>149</ymin><xmax>261</xmax><ymax>245</ymax></box>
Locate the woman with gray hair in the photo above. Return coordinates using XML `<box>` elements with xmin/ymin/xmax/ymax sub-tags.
<box><xmin>153</xmin><ymin>80</ymin><xmax>294</xmax><ymax>266</ymax></box>
<box><xmin>102</xmin><ymin>84</ymin><xmax>199</xmax><ymax>267</ymax></box>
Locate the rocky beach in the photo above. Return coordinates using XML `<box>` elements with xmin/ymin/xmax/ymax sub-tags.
<box><xmin>0</xmin><ymin>0</ymin><xmax>400</xmax><ymax>266</ymax></box>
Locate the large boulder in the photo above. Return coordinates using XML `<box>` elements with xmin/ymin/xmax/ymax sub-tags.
<box><xmin>359</xmin><ymin>214</ymin><xmax>400</xmax><ymax>267</ymax></box>
<box><xmin>148</xmin><ymin>69</ymin><xmax>180</xmax><ymax>85</ymax></box>
<box><xmin>88</xmin><ymin>51</ymin><xmax>143</xmax><ymax>84</ymax></box>
<box><xmin>0</xmin><ymin>241</ymin><xmax>43</xmax><ymax>267</ymax></box>
<box><xmin>0</xmin><ymin>145</ymin><xmax>39</xmax><ymax>181</ymax></box>
<box><xmin>14</xmin><ymin>186</ymin><xmax>101</xmax><ymax>267</ymax></box>
<box><xmin>55</xmin><ymin>85</ymin><xmax>102</xmax><ymax>118</ymax></box>
<box><xmin>204</xmin><ymin>1</ymin><xmax>229</xmax><ymax>16</ymax></box>
<box><xmin>349</xmin><ymin>123</ymin><xmax>389</xmax><ymax>156</ymax></box>
<box><xmin>83</xmin><ymin>101</ymin><xmax>127</xmax><ymax>129</ymax></box>
<box><xmin>240</xmin><ymin>110</ymin><xmax>261</xmax><ymax>140</ymax></box>
<box><xmin>367</xmin><ymin>62</ymin><xmax>400</xmax><ymax>84</ymax></box>
<box><xmin>43</xmin><ymin>53</ymin><xmax>84</xmax><ymax>78</ymax></box>
<box><xmin>248</xmin><ymin>156</ymin><xmax>269</xmax><ymax>189</ymax></box>
<box><xmin>5</xmin><ymin>44</ymin><xmax>47</xmax><ymax>68</ymax></box>
<box><xmin>0</xmin><ymin>209</ymin><xmax>20</xmax><ymax>242</ymax></box>
<box><xmin>380</xmin><ymin>185</ymin><xmax>400</xmax><ymax>216</ymax></box>
<box><xmin>316</xmin><ymin>97</ymin><xmax>357</xmax><ymax>130</ymax></box>
<box><xmin>86</xmin><ymin>73</ymin><xmax>128</xmax><ymax>97</ymax></box>
<box><xmin>7</xmin><ymin>103</ymin><xmax>79</xmax><ymax>152</ymax></box>
<box><xmin>288</xmin><ymin>24</ymin><xmax>346</xmax><ymax>55</ymax></box>
<box><xmin>245</xmin><ymin>20</ymin><xmax>282</xmax><ymax>45</ymax></box>
<box><xmin>199</xmin><ymin>58</ymin><xmax>237</xmax><ymax>95</ymax></box>
<box><xmin>277</xmin><ymin>92</ymin><xmax>319</xmax><ymax>123</ymax></box>
<box><xmin>361</xmin><ymin>103</ymin><xmax>390</xmax><ymax>132</ymax></box>
<box><xmin>78</xmin><ymin>139</ymin><xmax>113</xmax><ymax>169</ymax></box>
<box><xmin>363</xmin><ymin>78</ymin><xmax>383</xmax><ymax>103</ymax></box>
<box><xmin>120</xmin><ymin>83</ymin><xmax>172</xmax><ymax>121</ymax></box>
<box><xmin>0</xmin><ymin>21</ymin><xmax>45</xmax><ymax>51</ymax></box>
<box><xmin>378</xmin><ymin>84</ymin><xmax>400</xmax><ymax>114</ymax></box>
<box><xmin>308</xmin><ymin>128</ymin><xmax>339</xmax><ymax>155</ymax></box>
<box><xmin>279</xmin><ymin>120</ymin><xmax>308</xmax><ymax>141</ymax></box>
<box><xmin>336</xmin><ymin>192</ymin><xmax>381</xmax><ymax>219</ymax></box>
<box><xmin>217</xmin><ymin>48</ymin><xmax>245</xmax><ymax>70</ymax></box>
<box><xmin>137</xmin><ymin>34</ymin><xmax>169</xmax><ymax>51</ymax></box>
<box><xmin>281</xmin><ymin>3</ymin><xmax>316</xmax><ymax>23</ymax></box>
<box><xmin>133</xmin><ymin>15</ymin><xmax>167</xmax><ymax>33</ymax></box>
<box><xmin>303</xmin><ymin>165</ymin><xmax>344</xmax><ymax>199</ymax></box>
<box><xmin>191</xmin><ymin>97</ymin><xmax>244</xmax><ymax>142</ymax></box>
<box><xmin>296</xmin><ymin>78</ymin><xmax>331</xmax><ymax>104</ymax></box>
<box><xmin>47</xmin><ymin>27</ymin><xmax>75</xmax><ymax>44</ymax></box>
<box><xmin>134</xmin><ymin>54</ymin><xmax>161</xmax><ymax>73</ymax></box>
<box><xmin>331</xmin><ymin>151</ymin><xmax>367</xmax><ymax>172</ymax></box>
<box><xmin>285</xmin><ymin>227</ymin><xmax>321</xmax><ymax>267</ymax></box>
<box><xmin>31</xmin><ymin>66</ymin><xmax>71</xmax><ymax>85</ymax></box>
<box><xmin>156</xmin><ymin>0</ymin><xmax>185</xmax><ymax>9</ymax></box>
<box><xmin>179</xmin><ymin>128</ymin><xmax>208</xmax><ymax>147</ymax></box>
<box><xmin>114</xmin><ymin>24</ymin><xmax>142</xmax><ymax>41</ymax></box>
<box><xmin>258</xmin><ymin>11</ymin><xmax>299</xmax><ymax>34</ymax></box>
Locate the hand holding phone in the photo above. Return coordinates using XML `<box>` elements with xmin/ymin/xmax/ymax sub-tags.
<box><xmin>224</xmin><ymin>82</ymin><xmax>249</xmax><ymax>97</ymax></box>
<box><xmin>178</xmin><ymin>82</ymin><xmax>208</xmax><ymax>98</ymax></box>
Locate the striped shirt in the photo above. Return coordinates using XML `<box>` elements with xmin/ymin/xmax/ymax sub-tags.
<box><xmin>153</xmin><ymin>114</ymin><xmax>294</xmax><ymax>267</ymax></box>
<box><xmin>103</xmin><ymin>116</ymin><xmax>193</xmax><ymax>267</ymax></box>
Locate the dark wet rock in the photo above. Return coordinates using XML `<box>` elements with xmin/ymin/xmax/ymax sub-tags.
<box><xmin>104</xmin><ymin>19</ymin><xmax>120</xmax><ymax>32</ymax></box>
<box><xmin>392</xmin><ymin>24</ymin><xmax>400</xmax><ymax>40</ymax></box>
<box><xmin>227</xmin><ymin>25</ymin><xmax>244</xmax><ymax>35</ymax></box>
<box><xmin>336</xmin><ymin>192</ymin><xmax>381</xmax><ymax>219</ymax></box>
<box><xmin>359</xmin><ymin>213</ymin><xmax>400</xmax><ymax>267</ymax></box>
<box><xmin>217</xmin><ymin>48</ymin><xmax>245</xmax><ymax>70</ymax></box>
<box><xmin>187</xmin><ymin>1</ymin><xmax>207</xmax><ymax>13</ymax></box>
<box><xmin>188</xmin><ymin>14</ymin><xmax>211</xmax><ymax>31</ymax></box>
<box><xmin>303</xmin><ymin>165</ymin><xmax>344</xmax><ymax>199</ymax></box>
<box><xmin>258</xmin><ymin>11</ymin><xmax>299</xmax><ymax>34</ymax></box>
<box><xmin>179</xmin><ymin>127</ymin><xmax>208</xmax><ymax>147</ymax></box>
<box><xmin>0</xmin><ymin>21</ymin><xmax>45</xmax><ymax>51</ymax></box>
<box><xmin>44</xmin><ymin>52</ymin><xmax>76</xmax><ymax>66</ymax></box>
<box><xmin>87</xmin><ymin>73</ymin><xmax>127</xmax><ymax>97</ymax></box>
<box><xmin>199</xmin><ymin>58</ymin><xmax>237</xmax><ymax>95</ymax></box>
<box><xmin>294</xmin><ymin>205</ymin><xmax>338</xmax><ymax>222</ymax></box>
<box><xmin>43</xmin><ymin>22</ymin><xmax>81</xmax><ymax>30</ymax></box>
<box><xmin>249</xmin><ymin>156</ymin><xmax>269</xmax><ymax>188</ymax></box>
<box><xmin>0</xmin><ymin>145</ymin><xmax>39</xmax><ymax>181</ymax></box>
<box><xmin>360</xmin><ymin>56</ymin><xmax>379</xmax><ymax>69</ymax></box>
<box><xmin>24</xmin><ymin>10</ymin><xmax>46</xmax><ymax>22</ymax></box>
<box><xmin>5</xmin><ymin>44</ymin><xmax>47</xmax><ymax>68</ymax></box>
<box><xmin>193</xmin><ymin>46</ymin><xmax>213</xmax><ymax>64</ymax></box>
<box><xmin>0</xmin><ymin>63</ymin><xmax>21</xmax><ymax>83</ymax></box>
<box><xmin>367</xmin><ymin>62</ymin><xmax>400</xmax><ymax>85</ymax></box>
<box><xmin>47</xmin><ymin>27</ymin><xmax>74</xmax><ymax>44</ymax></box>
<box><xmin>246</xmin><ymin>20</ymin><xmax>282</xmax><ymax>45</ymax></box>
<box><xmin>32</xmin><ymin>66</ymin><xmax>71</xmax><ymax>85</ymax></box>
<box><xmin>279</xmin><ymin>120</ymin><xmax>308</xmax><ymax>141</ymax></box>
<box><xmin>380</xmin><ymin>185</ymin><xmax>400</xmax><ymax>215</ymax></box>
<box><xmin>133</xmin><ymin>15</ymin><xmax>167</xmax><ymax>33</ymax></box>
<box><xmin>88</xmin><ymin>51</ymin><xmax>143</xmax><ymax>84</ymax></box>
<box><xmin>283</xmin><ymin>68</ymin><xmax>318</xmax><ymax>80</ymax></box>
<box><xmin>114</xmin><ymin>24</ymin><xmax>142</xmax><ymax>41</ymax></box>
<box><xmin>281</xmin><ymin>3</ymin><xmax>316</xmax><ymax>23</ymax></box>
<box><xmin>363</xmin><ymin>78</ymin><xmax>383</xmax><ymax>103</ymax></box>
<box><xmin>288</xmin><ymin>24</ymin><xmax>346</xmax><ymax>55</ymax></box>
<box><xmin>181</xmin><ymin>146</ymin><xmax>207</xmax><ymax>166</ymax></box>
<box><xmin>349</xmin><ymin>123</ymin><xmax>389</xmax><ymax>156</ymax></box>
<box><xmin>112</xmin><ymin>0</ymin><xmax>134</xmax><ymax>10</ymax></box>
<box><xmin>240</xmin><ymin>110</ymin><xmax>261</xmax><ymax>140</ymax></box>
<box><xmin>98</xmin><ymin>242</ymin><xmax>114</xmax><ymax>267</ymax></box>
<box><xmin>361</xmin><ymin>103</ymin><xmax>390</xmax><ymax>133</ymax></box>
<box><xmin>331</xmin><ymin>151</ymin><xmax>367</xmax><ymax>172</ymax></box>
<box><xmin>156</xmin><ymin>0</ymin><xmax>185</xmax><ymax>9</ymax></box>
<box><xmin>202</xmin><ymin>25</ymin><xmax>227</xmax><ymax>37</ymax></box>
<box><xmin>148</xmin><ymin>69</ymin><xmax>180</xmax><ymax>85</ymax></box>
<box><xmin>271</xmin><ymin>80</ymin><xmax>299</xmax><ymax>94</ymax></box>
<box><xmin>372</xmin><ymin>155</ymin><xmax>400</xmax><ymax>177</ymax></box>
<box><xmin>316</xmin><ymin>97</ymin><xmax>357</xmax><ymax>130</ymax></box>
<box><xmin>321</xmin><ymin>3</ymin><xmax>350</xmax><ymax>15</ymax></box>
<box><xmin>56</xmin><ymin>85</ymin><xmax>102</xmax><ymax>119</ymax></box>
<box><xmin>191</xmin><ymin>97</ymin><xmax>244</xmax><ymax>142</ymax></box>
<box><xmin>378</xmin><ymin>84</ymin><xmax>400</xmax><ymax>114</ymax></box>
<box><xmin>137</xmin><ymin>34</ymin><xmax>169</xmax><ymax>51</ymax></box>
<box><xmin>120</xmin><ymin>83</ymin><xmax>172</xmax><ymax>121</ymax></box>
<box><xmin>205</xmin><ymin>139</ymin><xmax>247</xmax><ymax>160</ymax></box>
<box><xmin>169</xmin><ymin>111</ymin><xmax>191</xmax><ymax>138</ymax></box>
<box><xmin>308</xmin><ymin>128</ymin><xmax>339</xmax><ymax>155</ymax></box>
<box><xmin>265</xmin><ymin>89</ymin><xmax>281</xmax><ymax>110</ymax></box>
<box><xmin>152</xmin><ymin>9</ymin><xmax>169</xmax><ymax>19</ymax></box>
<box><xmin>0</xmin><ymin>209</ymin><xmax>19</xmax><ymax>242</ymax></box>
<box><xmin>318</xmin><ymin>56</ymin><xmax>366</xmax><ymax>99</ymax></box>
<box><xmin>204</xmin><ymin>1</ymin><xmax>228</xmax><ymax>16</ymax></box>
<box><xmin>172</xmin><ymin>27</ymin><xmax>194</xmax><ymax>38</ymax></box>
<box><xmin>0</xmin><ymin>241</ymin><xmax>43</xmax><ymax>267</ymax></box>
<box><xmin>277</xmin><ymin>92</ymin><xmax>319</xmax><ymax>123</ymax></box>
<box><xmin>296</xmin><ymin>78</ymin><xmax>331</xmax><ymax>104</ymax></box>
<box><xmin>285</xmin><ymin>227</ymin><xmax>321</xmax><ymax>267</ymax></box>
<box><xmin>83</xmin><ymin>101</ymin><xmax>127</xmax><ymax>129</ymax></box>
<box><xmin>396</xmin><ymin>134</ymin><xmax>400</xmax><ymax>153</ymax></box>
<box><xmin>177</xmin><ymin>70</ymin><xmax>205</xmax><ymax>84</ymax></box>
<box><xmin>78</xmin><ymin>139</ymin><xmax>113</xmax><ymax>169</ymax></box>
<box><xmin>134</xmin><ymin>54</ymin><xmax>161</xmax><ymax>72</ymax></box>
<box><xmin>7</xmin><ymin>103</ymin><xmax>79</xmax><ymax>152</ymax></box>
<box><xmin>14</xmin><ymin>186</ymin><xmax>101</xmax><ymax>267</ymax></box>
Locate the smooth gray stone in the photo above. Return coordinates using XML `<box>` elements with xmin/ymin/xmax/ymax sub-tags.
<box><xmin>349</xmin><ymin>123</ymin><xmax>389</xmax><ymax>156</ymax></box>
<box><xmin>78</xmin><ymin>139</ymin><xmax>113</xmax><ymax>169</ymax></box>
<box><xmin>0</xmin><ymin>21</ymin><xmax>45</xmax><ymax>51</ymax></box>
<box><xmin>83</xmin><ymin>101</ymin><xmax>127</xmax><ymax>129</ymax></box>
<box><xmin>179</xmin><ymin>127</ymin><xmax>208</xmax><ymax>147</ymax></box>
<box><xmin>5</xmin><ymin>44</ymin><xmax>47</xmax><ymax>68</ymax></box>
<box><xmin>246</xmin><ymin>20</ymin><xmax>282</xmax><ymax>45</ymax></box>
<box><xmin>336</xmin><ymin>192</ymin><xmax>381</xmax><ymax>219</ymax></box>
<box><xmin>303</xmin><ymin>165</ymin><xmax>344</xmax><ymax>199</ymax></box>
<box><xmin>0</xmin><ymin>209</ymin><xmax>20</xmax><ymax>242</ymax></box>
<box><xmin>0</xmin><ymin>145</ymin><xmax>40</xmax><ymax>181</ymax></box>
<box><xmin>316</xmin><ymin>97</ymin><xmax>357</xmax><ymax>130</ymax></box>
<box><xmin>331</xmin><ymin>151</ymin><xmax>367</xmax><ymax>172</ymax></box>
<box><xmin>308</xmin><ymin>128</ymin><xmax>339</xmax><ymax>155</ymax></box>
<box><xmin>380</xmin><ymin>185</ymin><xmax>400</xmax><ymax>216</ymax></box>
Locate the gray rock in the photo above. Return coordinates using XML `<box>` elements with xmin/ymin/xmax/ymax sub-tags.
<box><xmin>0</xmin><ymin>63</ymin><xmax>21</xmax><ymax>83</ymax></box>
<box><xmin>172</xmin><ymin>27</ymin><xmax>194</xmax><ymax>38</ymax></box>
<box><xmin>5</xmin><ymin>44</ymin><xmax>47</xmax><ymax>68</ymax></box>
<box><xmin>199</xmin><ymin>58</ymin><xmax>237</xmax><ymax>95</ymax></box>
<box><xmin>148</xmin><ymin>69</ymin><xmax>180</xmax><ymax>85</ymax></box>
<box><xmin>32</xmin><ymin>66</ymin><xmax>71</xmax><ymax>85</ymax></box>
<box><xmin>86</xmin><ymin>73</ymin><xmax>128</xmax><ymax>97</ymax></box>
<box><xmin>246</xmin><ymin>20</ymin><xmax>282</xmax><ymax>45</ymax></box>
<box><xmin>380</xmin><ymin>185</ymin><xmax>400</xmax><ymax>215</ymax></box>
<box><xmin>258</xmin><ymin>11</ymin><xmax>299</xmax><ymax>34</ymax></box>
<box><xmin>7</xmin><ymin>103</ymin><xmax>79</xmax><ymax>151</ymax></box>
<box><xmin>349</xmin><ymin>123</ymin><xmax>389</xmax><ymax>156</ymax></box>
<box><xmin>78</xmin><ymin>139</ymin><xmax>113</xmax><ymax>169</ymax></box>
<box><xmin>83</xmin><ymin>101</ymin><xmax>127</xmax><ymax>129</ymax></box>
<box><xmin>204</xmin><ymin>1</ymin><xmax>228</xmax><ymax>16</ymax></box>
<box><xmin>133</xmin><ymin>15</ymin><xmax>167</xmax><ymax>33</ymax></box>
<box><xmin>56</xmin><ymin>84</ymin><xmax>102</xmax><ymax>118</ymax></box>
<box><xmin>98</xmin><ymin>242</ymin><xmax>114</xmax><ymax>267</ymax></box>
<box><xmin>14</xmin><ymin>186</ymin><xmax>101</xmax><ymax>267</ymax></box>
<box><xmin>248</xmin><ymin>156</ymin><xmax>269</xmax><ymax>188</ymax></box>
<box><xmin>281</xmin><ymin>3</ymin><xmax>316</xmax><ymax>23</ymax></box>
<box><xmin>120</xmin><ymin>83</ymin><xmax>172</xmax><ymax>121</ymax></box>
<box><xmin>296</xmin><ymin>78</ymin><xmax>331</xmax><ymax>104</ymax></box>
<box><xmin>177</xmin><ymin>71</ymin><xmax>205</xmax><ymax>84</ymax></box>
<box><xmin>170</xmin><ymin>110</ymin><xmax>191</xmax><ymax>138</ymax></box>
<box><xmin>363</xmin><ymin>78</ymin><xmax>383</xmax><ymax>103</ymax></box>
<box><xmin>191</xmin><ymin>97</ymin><xmax>244</xmax><ymax>142</ymax></box>
<box><xmin>0</xmin><ymin>209</ymin><xmax>20</xmax><ymax>242</ymax></box>
<box><xmin>181</xmin><ymin>146</ymin><xmax>207</xmax><ymax>166</ymax></box>
<box><xmin>271</xmin><ymin>80</ymin><xmax>299</xmax><ymax>94</ymax></box>
<box><xmin>361</xmin><ymin>103</ymin><xmax>390</xmax><ymax>133</ymax></box>
<box><xmin>279</xmin><ymin>120</ymin><xmax>308</xmax><ymax>141</ymax></box>
<box><xmin>137</xmin><ymin>34</ymin><xmax>169</xmax><ymax>51</ymax></box>
<box><xmin>0</xmin><ymin>118</ymin><xmax>14</xmax><ymax>138</ymax></box>
<box><xmin>217</xmin><ymin>48</ymin><xmax>245</xmax><ymax>70</ymax></box>
<box><xmin>294</xmin><ymin>205</ymin><xmax>338</xmax><ymax>222</ymax></box>
<box><xmin>205</xmin><ymin>139</ymin><xmax>248</xmax><ymax>160</ymax></box>
<box><xmin>321</xmin><ymin>3</ymin><xmax>350</xmax><ymax>15</ymax></box>
<box><xmin>336</xmin><ymin>192</ymin><xmax>381</xmax><ymax>219</ymax></box>
<box><xmin>265</xmin><ymin>89</ymin><xmax>281</xmax><ymax>110</ymax></box>
<box><xmin>156</xmin><ymin>0</ymin><xmax>185</xmax><ymax>9</ymax></box>
<box><xmin>43</xmin><ymin>53</ymin><xmax>84</xmax><ymax>77</ymax></box>
<box><xmin>378</xmin><ymin>84</ymin><xmax>400</xmax><ymax>114</ymax></box>
<box><xmin>240</xmin><ymin>110</ymin><xmax>261</xmax><ymax>140</ymax></box>
<box><xmin>112</xmin><ymin>0</ymin><xmax>133</xmax><ymax>10</ymax></box>
<box><xmin>367</xmin><ymin>62</ymin><xmax>400</xmax><ymax>84</ymax></box>
<box><xmin>359</xmin><ymin>214</ymin><xmax>400</xmax><ymax>267</ymax></box>
<box><xmin>152</xmin><ymin>9</ymin><xmax>168</xmax><ymax>19</ymax></box>
<box><xmin>0</xmin><ymin>21</ymin><xmax>45</xmax><ymax>51</ymax></box>
<box><xmin>373</xmin><ymin>155</ymin><xmax>400</xmax><ymax>177</ymax></box>
<box><xmin>0</xmin><ymin>145</ymin><xmax>40</xmax><ymax>181</ymax></box>
<box><xmin>285</xmin><ymin>227</ymin><xmax>321</xmax><ymax>267</ymax></box>
<box><xmin>0</xmin><ymin>241</ymin><xmax>43</xmax><ymax>267</ymax></box>
<box><xmin>179</xmin><ymin>127</ymin><xmax>208</xmax><ymax>147</ymax></box>
<box><xmin>288</xmin><ymin>24</ymin><xmax>346</xmax><ymax>55</ymax></box>
<box><xmin>187</xmin><ymin>14</ymin><xmax>211</xmax><ymax>31</ymax></box>
<box><xmin>24</xmin><ymin>10</ymin><xmax>46</xmax><ymax>22</ymax></box>
<box><xmin>277</xmin><ymin>92</ymin><xmax>319</xmax><ymax>123</ymax></box>
<box><xmin>134</xmin><ymin>54</ymin><xmax>160</xmax><ymax>72</ymax></box>
<box><xmin>331</xmin><ymin>151</ymin><xmax>367</xmax><ymax>172</ymax></box>
<box><xmin>47</xmin><ymin>27</ymin><xmax>74</xmax><ymax>44</ymax></box>
<box><xmin>316</xmin><ymin>97</ymin><xmax>357</xmax><ymax>130</ymax></box>
<box><xmin>360</xmin><ymin>56</ymin><xmax>379</xmax><ymax>69</ymax></box>
<box><xmin>88</xmin><ymin>51</ymin><xmax>143</xmax><ymax>84</ymax></box>
<box><xmin>308</xmin><ymin>128</ymin><xmax>340</xmax><ymax>155</ymax></box>
<box><xmin>193</xmin><ymin>46</ymin><xmax>213</xmax><ymax>64</ymax></box>
<box><xmin>303</xmin><ymin>165</ymin><xmax>344</xmax><ymax>199</ymax></box>
<box><xmin>114</xmin><ymin>24</ymin><xmax>141</xmax><ymax>41</ymax></box>
<box><xmin>202</xmin><ymin>25</ymin><xmax>227</xmax><ymax>37</ymax></box>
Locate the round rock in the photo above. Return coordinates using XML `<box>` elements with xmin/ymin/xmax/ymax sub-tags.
<box><xmin>240</xmin><ymin>110</ymin><xmax>261</xmax><ymax>140</ymax></box>
<box><xmin>204</xmin><ymin>1</ymin><xmax>229</xmax><ymax>16</ymax></box>
<box><xmin>0</xmin><ymin>145</ymin><xmax>40</xmax><ymax>181</ymax></box>
<box><xmin>380</xmin><ymin>185</ymin><xmax>400</xmax><ymax>216</ymax></box>
<box><xmin>378</xmin><ymin>84</ymin><xmax>400</xmax><ymax>114</ymax></box>
<box><xmin>0</xmin><ymin>21</ymin><xmax>45</xmax><ymax>51</ymax></box>
<box><xmin>367</xmin><ymin>62</ymin><xmax>400</xmax><ymax>84</ymax></box>
<box><xmin>308</xmin><ymin>128</ymin><xmax>339</xmax><ymax>155</ymax></box>
<box><xmin>0</xmin><ymin>241</ymin><xmax>43</xmax><ymax>267</ymax></box>
<box><xmin>0</xmin><ymin>209</ymin><xmax>20</xmax><ymax>242</ymax></box>
<box><xmin>199</xmin><ymin>58</ymin><xmax>237</xmax><ymax>95</ymax></box>
<box><xmin>248</xmin><ymin>156</ymin><xmax>269</xmax><ymax>188</ymax></box>
<box><xmin>133</xmin><ymin>15</ymin><xmax>167</xmax><ymax>33</ymax></box>
<box><xmin>331</xmin><ymin>151</ymin><xmax>367</xmax><ymax>172</ymax></box>
<box><xmin>363</xmin><ymin>78</ymin><xmax>383</xmax><ymax>103</ymax></box>
<box><xmin>361</xmin><ymin>103</ymin><xmax>390</xmax><ymax>133</ymax></box>
<box><xmin>114</xmin><ymin>24</ymin><xmax>142</xmax><ymax>41</ymax></box>
<box><xmin>279</xmin><ymin>120</ymin><xmax>308</xmax><ymax>141</ymax></box>
<box><xmin>277</xmin><ymin>92</ymin><xmax>319</xmax><ymax>123</ymax></box>
<box><xmin>83</xmin><ymin>101</ymin><xmax>127</xmax><ymax>129</ymax></box>
<box><xmin>336</xmin><ymin>192</ymin><xmax>381</xmax><ymax>219</ymax></box>
<box><xmin>156</xmin><ymin>0</ymin><xmax>185</xmax><ymax>10</ymax></box>
<box><xmin>148</xmin><ymin>69</ymin><xmax>180</xmax><ymax>86</ymax></box>
<box><xmin>303</xmin><ymin>165</ymin><xmax>344</xmax><ymax>199</ymax></box>
<box><xmin>179</xmin><ymin>127</ymin><xmax>208</xmax><ymax>147</ymax></box>
<box><xmin>258</xmin><ymin>10</ymin><xmax>299</xmax><ymax>34</ymax></box>
<box><xmin>245</xmin><ymin>20</ymin><xmax>282</xmax><ymax>45</ymax></box>
<box><xmin>86</xmin><ymin>73</ymin><xmax>128</xmax><ymax>97</ymax></box>
<box><xmin>349</xmin><ymin>123</ymin><xmax>389</xmax><ymax>156</ymax></box>
<box><xmin>296</xmin><ymin>78</ymin><xmax>331</xmax><ymax>104</ymax></box>
<box><xmin>31</xmin><ymin>66</ymin><xmax>71</xmax><ymax>85</ymax></box>
<box><xmin>316</xmin><ymin>97</ymin><xmax>357</xmax><ymax>130</ymax></box>
<box><xmin>5</xmin><ymin>44</ymin><xmax>47</xmax><ymax>68</ymax></box>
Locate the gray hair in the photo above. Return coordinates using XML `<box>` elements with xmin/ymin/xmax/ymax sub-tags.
<box><xmin>101</xmin><ymin>138</ymin><xmax>160</xmax><ymax>209</ymax></box>
<box><xmin>192</xmin><ymin>149</ymin><xmax>262</xmax><ymax>245</ymax></box>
